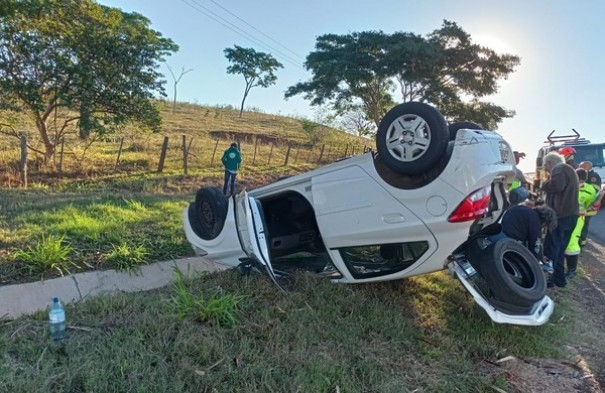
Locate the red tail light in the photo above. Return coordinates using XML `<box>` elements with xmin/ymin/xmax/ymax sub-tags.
<box><xmin>448</xmin><ymin>186</ymin><xmax>491</xmax><ymax>223</ymax></box>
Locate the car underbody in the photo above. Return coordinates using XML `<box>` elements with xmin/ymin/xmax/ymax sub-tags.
<box><xmin>183</xmin><ymin>102</ymin><xmax>555</xmax><ymax>326</ymax></box>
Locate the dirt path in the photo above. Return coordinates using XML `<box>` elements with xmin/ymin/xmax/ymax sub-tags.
<box><xmin>570</xmin><ymin>240</ymin><xmax>605</xmax><ymax>392</ymax></box>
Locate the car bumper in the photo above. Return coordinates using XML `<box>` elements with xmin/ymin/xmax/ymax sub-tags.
<box><xmin>448</xmin><ymin>260</ymin><xmax>554</xmax><ymax>326</ymax></box>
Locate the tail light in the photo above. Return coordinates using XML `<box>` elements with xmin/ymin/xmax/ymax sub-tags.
<box><xmin>448</xmin><ymin>186</ymin><xmax>491</xmax><ymax>223</ymax></box>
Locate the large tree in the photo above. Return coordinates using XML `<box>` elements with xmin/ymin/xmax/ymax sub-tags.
<box><xmin>286</xmin><ymin>21</ymin><xmax>520</xmax><ymax>131</ymax></box>
<box><xmin>0</xmin><ymin>0</ymin><xmax>178</xmax><ymax>160</ymax></box>
<box><xmin>224</xmin><ymin>45</ymin><xmax>283</xmax><ymax>118</ymax></box>
<box><xmin>285</xmin><ymin>31</ymin><xmax>395</xmax><ymax>127</ymax></box>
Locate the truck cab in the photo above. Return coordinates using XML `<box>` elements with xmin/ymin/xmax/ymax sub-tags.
<box><xmin>534</xmin><ymin>129</ymin><xmax>605</xmax><ymax>192</ymax></box>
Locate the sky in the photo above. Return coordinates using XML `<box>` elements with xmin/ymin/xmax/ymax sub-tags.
<box><xmin>97</xmin><ymin>0</ymin><xmax>605</xmax><ymax>173</ymax></box>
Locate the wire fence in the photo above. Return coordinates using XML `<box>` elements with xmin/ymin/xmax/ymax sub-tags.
<box><xmin>1</xmin><ymin>133</ymin><xmax>373</xmax><ymax>187</ymax></box>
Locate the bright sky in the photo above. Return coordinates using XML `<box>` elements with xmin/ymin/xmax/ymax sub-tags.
<box><xmin>97</xmin><ymin>0</ymin><xmax>605</xmax><ymax>173</ymax></box>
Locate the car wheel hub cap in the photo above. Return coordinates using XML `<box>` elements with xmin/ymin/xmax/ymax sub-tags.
<box><xmin>385</xmin><ymin>114</ymin><xmax>431</xmax><ymax>162</ymax></box>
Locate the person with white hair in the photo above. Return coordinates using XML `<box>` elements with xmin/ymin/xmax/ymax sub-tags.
<box><xmin>541</xmin><ymin>151</ymin><xmax>579</xmax><ymax>288</ymax></box>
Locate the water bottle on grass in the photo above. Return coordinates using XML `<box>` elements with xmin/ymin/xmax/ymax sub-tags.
<box><xmin>49</xmin><ymin>297</ymin><xmax>67</xmax><ymax>343</ymax></box>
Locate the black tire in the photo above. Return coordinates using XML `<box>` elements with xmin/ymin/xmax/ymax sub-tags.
<box><xmin>188</xmin><ymin>186</ymin><xmax>228</xmax><ymax>240</ymax></box>
<box><xmin>376</xmin><ymin>102</ymin><xmax>449</xmax><ymax>175</ymax></box>
<box><xmin>478</xmin><ymin>238</ymin><xmax>546</xmax><ymax>307</ymax></box>
<box><xmin>448</xmin><ymin>121</ymin><xmax>483</xmax><ymax>140</ymax></box>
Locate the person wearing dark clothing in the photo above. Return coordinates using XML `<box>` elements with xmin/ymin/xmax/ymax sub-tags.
<box><xmin>579</xmin><ymin>161</ymin><xmax>602</xmax><ymax>247</ymax></box>
<box><xmin>221</xmin><ymin>142</ymin><xmax>242</xmax><ymax>196</ymax></box>
<box><xmin>558</xmin><ymin>146</ymin><xmax>579</xmax><ymax>169</ymax></box>
<box><xmin>512</xmin><ymin>151</ymin><xmax>529</xmax><ymax>187</ymax></box>
<box><xmin>542</xmin><ymin>152</ymin><xmax>579</xmax><ymax>288</ymax></box>
<box><xmin>502</xmin><ymin>186</ymin><xmax>557</xmax><ymax>262</ymax></box>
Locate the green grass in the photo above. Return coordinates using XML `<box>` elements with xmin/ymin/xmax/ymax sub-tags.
<box><xmin>0</xmin><ymin>170</ymin><xmax>300</xmax><ymax>284</ymax></box>
<box><xmin>12</xmin><ymin>234</ymin><xmax>79</xmax><ymax>278</ymax></box>
<box><xmin>1</xmin><ymin>269</ymin><xmax>598</xmax><ymax>393</ymax></box>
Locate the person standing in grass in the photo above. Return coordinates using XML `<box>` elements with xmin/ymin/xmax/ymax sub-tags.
<box><xmin>221</xmin><ymin>142</ymin><xmax>242</xmax><ymax>196</ymax></box>
<box><xmin>564</xmin><ymin>168</ymin><xmax>597</xmax><ymax>279</ymax></box>
<box><xmin>542</xmin><ymin>151</ymin><xmax>579</xmax><ymax>288</ymax></box>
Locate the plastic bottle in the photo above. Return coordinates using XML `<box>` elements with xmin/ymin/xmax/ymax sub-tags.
<box><xmin>49</xmin><ymin>297</ymin><xmax>67</xmax><ymax>343</ymax></box>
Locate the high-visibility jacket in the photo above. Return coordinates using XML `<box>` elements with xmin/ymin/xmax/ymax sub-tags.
<box><xmin>565</xmin><ymin>183</ymin><xmax>598</xmax><ymax>255</ymax></box>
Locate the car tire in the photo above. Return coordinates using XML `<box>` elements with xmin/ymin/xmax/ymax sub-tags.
<box><xmin>448</xmin><ymin>121</ymin><xmax>483</xmax><ymax>140</ymax></box>
<box><xmin>188</xmin><ymin>186</ymin><xmax>228</xmax><ymax>240</ymax></box>
<box><xmin>478</xmin><ymin>237</ymin><xmax>546</xmax><ymax>307</ymax></box>
<box><xmin>376</xmin><ymin>102</ymin><xmax>449</xmax><ymax>175</ymax></box>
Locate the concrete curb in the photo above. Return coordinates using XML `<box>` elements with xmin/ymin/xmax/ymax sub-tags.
<box><xmin>0</xmin><ymin>256</ymin><xmax>228</xmax><ymax>320</ymax></box>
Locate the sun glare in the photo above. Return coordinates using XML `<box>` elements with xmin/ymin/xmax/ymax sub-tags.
<box><xmin>473</xmin><ymin>34</ymin><xmax>513</xmax><ymax>54</ymax></box>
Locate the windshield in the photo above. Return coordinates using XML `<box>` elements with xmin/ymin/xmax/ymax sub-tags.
<box><xmin>574</xmin><ymin>145</ymin><xmax>605</xmax><ymax>167</ymax></box>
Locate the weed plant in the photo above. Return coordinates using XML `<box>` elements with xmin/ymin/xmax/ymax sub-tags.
<box><xmin>103</xmin><ymin>243</ymin><xmax>149</xmax><ymax>271</ymax></box>
<box><xmin>12</xmin><ymin>235</ymin><xmax>80</xmax><ymax>278</ymax></box>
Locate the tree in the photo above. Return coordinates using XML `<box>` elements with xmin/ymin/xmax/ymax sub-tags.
<box><xmin>286</xmin><ymin>21</ymin><xmax>520</xmax><ymax>131</ymax></box>
<box><xmin>285</xmin><ymin>31</ymin><xmax>395</xmax><ymax>127</ymax></box>
<box><xmin>336</xmin><ymin>105</ymin><xmax>376</xmax><ymax>137</ymax></box>
<box><xmin>224</xmin><ymin>45</ymin><xmax>283</xmax><ymax>118</ymax></box>
<box><xmin>0</xmin><ymin>0</ymin><xmax>178</xmax><ymax>160</ymax></box>
<box><xmin>166</xmin><ymin>64</ymin><xmax>193</xmax><ymax>114</ymax></box>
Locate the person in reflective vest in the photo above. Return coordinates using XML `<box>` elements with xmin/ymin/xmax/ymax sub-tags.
<box><xmin>564</xmin><ymin>168</ymin><xmax>597</xmax><ymax>279</ymax></box>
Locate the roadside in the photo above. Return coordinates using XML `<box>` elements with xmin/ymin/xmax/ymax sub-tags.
<box><xmin>0</xmin><ymin>256</ymin><xmax>227</xmax><ymax>320</ymax></box>
<box><xmin>495</xmin><ymin>212</ymin><xmax>605</xmax><ymax>393</ymax></box>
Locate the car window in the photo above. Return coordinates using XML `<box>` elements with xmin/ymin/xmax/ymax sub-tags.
<box><xmin>339</xmin><ymin>241</ymin><xmax>429</xmax><ymax>279</ymax></box>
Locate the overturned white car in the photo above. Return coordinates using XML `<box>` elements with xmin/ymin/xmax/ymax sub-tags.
<box><xmin>183</xmin><ymin>102</ymin><xmax>553</xmax><ymax>326</ymax></box>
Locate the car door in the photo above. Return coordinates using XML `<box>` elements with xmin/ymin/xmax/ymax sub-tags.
<box><xmin>234</xmin><ymin>190</ymin><xmax>285</xmax><ymax>291</ymax></box>
<box><xmin>310</xmin><ymin>165</ymin><xmax>437</xmax><ymax>281</ymax></box>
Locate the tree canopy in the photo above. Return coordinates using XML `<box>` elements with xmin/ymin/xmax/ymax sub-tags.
<box><xmin>286</xmin><ymin>21</ymin><xmax>520</xmax><ymax>131</ymax></box>
<box><xmin>224</xmin><ymin>45</ymin><xmax>283</xmax><ymax>118</ymax></box>
<box><xmin>0</xmin><ymin>0</ymin><xmax>178</xmax><ymax>159</ymax></box>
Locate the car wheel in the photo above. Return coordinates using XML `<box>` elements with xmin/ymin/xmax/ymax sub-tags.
<box><xmin>448</xmin><ymin>121</ymin><xmax>483</xmax><ymax>140</ymax></box>
<box><xmin>376</xmin><ymin>102</ymin><xmax>449</xmax><ymax>175</ymax></box>
<box><xmin>479</xmin><ymin>238</ymin><xmax>546</xmax><ymax>307</ymax></box>
<box><xmin>188</xmin><ymin>186</ymin><xmax>228</xmax><ymax>240</ymax></box>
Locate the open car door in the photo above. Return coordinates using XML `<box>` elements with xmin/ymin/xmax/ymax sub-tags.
<box><xmin>234</xmin><ymin>190</ymin><xmax>286</xmax><ymax>292</ymax></box>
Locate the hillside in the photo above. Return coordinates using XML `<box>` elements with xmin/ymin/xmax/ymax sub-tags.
<box><xmin>0</xmin><ymin>101</ymin><xmax>371</xmax><ymax>185</ymax></box>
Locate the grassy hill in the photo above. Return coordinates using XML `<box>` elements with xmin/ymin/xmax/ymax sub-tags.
<box><xmin>0</xmin><ymin>101</ymin><xmax>370</xmax><ymax>186</ymax></box>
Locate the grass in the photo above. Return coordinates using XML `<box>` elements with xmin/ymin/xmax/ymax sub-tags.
<box><xmin>12</xmin><ymin>234</ymin><xmax>79</xmax><ymax>278</ymax></box>
<box><xmin>0</xmin><ymin>170</ymin><xmax>302</xmax><ymax>285</ymax></box>
<box><xmin>0</xmin><ymin>101</ymin><xmax>370</xmax><ymax>185</ymax></box>
<box><xmin>1</xmin><ymin>268</ymin><xmax>599</xmax><ymax>393</ymax></box>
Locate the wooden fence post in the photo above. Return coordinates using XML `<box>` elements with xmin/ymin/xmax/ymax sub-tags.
<box><xmin>182</xmin><ymin>135</ymin><xmax>189</xmax><ymax>175</ymax></box>
<box><xmin>284</xmin><ymin>143</ymin><xmax>292</xmax><ymax>166</ymax></box>
<box><xmin>157</xmin><ymin>136</ymin><xmax>169</xmax><ymax>173</ymax></box>
<box><xmin>211</xmin><ymin>139</ymin><xmax>219</xmax><ymax>165</ymax></box>
<box><xmin>58</xmin><ymin>137</ymin><xmax>65</xmax><ymax>178</ymax></box>
<box><xmin>19</xmin><ymin>132</ymin><xmax>27</xmax><ymax>188</ymax></box>
<box><xmin>267</xmin><ymin>142</ymin><xmax>274</xmax><ymax>165</ymax></box>
<box><xmin>114</xmin><ymin>137</ymin><xmax>124</xmax><ymax>171</ymax></box>
<box><xmin>317</xmin><ymin>144</ymin><xmax>325</xmax><ymax>164</ymax></box>
<box><xmin>252</xmin><ymin>136</ymin><xmax>258</xmax><ymax>165</ymax></box>
<box><xmin>294</xmin><ymin>147</ymin><xmax>300</xmax><ymax>163</ymax></box>
<box><xmin>306</xmin><ymin>145</ymin><xmax>314</xmax><ymax>163</ymax></box>
<box><xmin>343</xmin><ymin>144</ymin><xmax>349</xmax><ymax>157</ymax></box>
